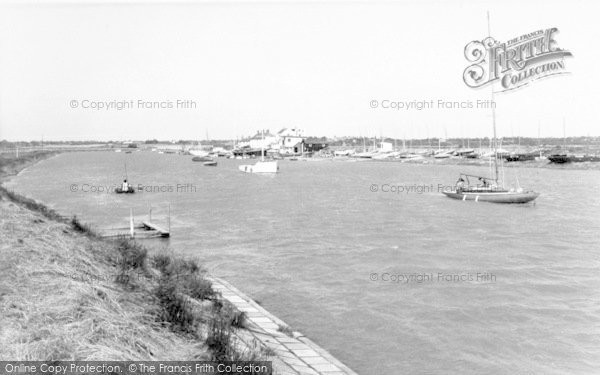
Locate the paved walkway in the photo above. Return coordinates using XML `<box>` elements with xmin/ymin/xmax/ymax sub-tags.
<box><xmin>209</xmin><ymin>277</ymin><xmax>358</xmax><ymax>375</ymax></box>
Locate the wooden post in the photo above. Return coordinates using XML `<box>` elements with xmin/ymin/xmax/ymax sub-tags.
<box><xmin>129</xmin><ymin>208</ymin><xmax>134</xmax><ymax>238</ymax></box>
<box><xmin>167</xmin><ymin>204</ymin><xmax>171</xmax><ymax>233</ymax></box>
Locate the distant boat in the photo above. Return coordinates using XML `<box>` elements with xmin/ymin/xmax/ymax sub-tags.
<box><xmin>189</xmin><ymin>139</ymin><xmax>210</xmax><ymax>157</ymax></box>
<box><xmin>400</xmin><ymin>154</ymin><xmax>424</xmax><ymax>161</ymax></box>
<box><xmin>239</xmin><ymin>130</ymin><xmax>278</xmax><ymax>174</ymax></box>
<box><xmin>115</xmin><ymin>149</ymin><xmax>122</xmax><ymax>153</ymax></box>
<box><xmin>505</xmin><ymin>153</ymin><xmax>536</xmax><ymax>162</ymax></box>
<box><xmin>203</xmin><ymin>161</ymin><xmax>217</xmax><ymax>167</ymax></box>
<box><xmin>433</xmin><ymin>152</ymin><xmax>452</xmax><ymax>159</ymax></box>
<box><xmin>189</xmin><ymin>149</ymin><xmax>209</xmax><ymax>157</ymax></box>
<box><xmin>371</xmin><ymin>152</ymin><xmax>393</xmax><ymax>160</ymax></box>
<box><xmin>354</xmin><ymin>151</ymin><xmax>374</xmax><ymax>159</ymax></box>
<box><xmin>238</xmin><ymin>160</ymin><xmax>278</xmax><ymax>173</ymax></box>
<box><xmin>455</xmin><ymin>149</ymin><xmax>475</xmax><ymax>156</ymax></box>
<box><xmin>549</xmin><ymin>154</ymin><xmax>600</xmax><ymax>163</ymax></box>
<box><xmin>576</xmin><ymin>155</ymin><xmax>600</xmax><ymax>162</ymax></box>
<box><xmin>192</xmin><ymin>156</ymin><xmax>213</xmax><ymax>162</ymax></box>
<box><xmin>115</xmin><ymin>163</ymin><xmax>135</xmax><ymax>194</ymax></box>
<box><xmin>334</xmin><ymin>149</ymin><xmax>355</xmax><ymax>157</ymax></box>
<box><xmin>115</xmin><ymin>185</ymin><xmax>135</xmax><ymax>194</ymax></box>
<box><xmin>548</xmin><ymin>154</ymin><xmax>569</xmax><ymax>163</ymax></box>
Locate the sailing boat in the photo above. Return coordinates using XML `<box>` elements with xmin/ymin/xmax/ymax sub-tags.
<box><xmin>442</xmin><ymin>13</ymin><xmax>539</xmax><ymax>204</ymax></box>
<box><xmin>238</xmin><ymin>130</ymin><xmax>278</xmax><ymax>173</ymax></box>
<box><xmin>548</xmin><ymin>118</ymin><xmax>570</xmax><ymax>163</ymax></box>
<box><xmin>115</xmin><ymin>162</ymin><xmax>135</xmax><ymax>194</ymax></box>
<box><xmin>189</xmin><ymin>132</ymin><xmax>210</xmax><ymax>157</ymax></box>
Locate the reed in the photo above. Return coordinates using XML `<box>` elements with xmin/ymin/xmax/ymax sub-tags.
<box><xmin>155</xmin><ymin>277</ymin><xmax>197</xmax><ymax>333</ymax></box>
<box><xmin>152</xmin><ymin>254</ymin><xmax>214</xmax><ymax>332</ymax></box>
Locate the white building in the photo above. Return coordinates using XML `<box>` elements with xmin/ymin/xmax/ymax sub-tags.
<box><xmin>236</xmin><ymin>128</ymin><xmax>307</xmax><ymax>155</ymax></box>
<box><xmin>278</xmin><ymin>128</ymin><xmax>305</xmax><ymax>154</ymax></box>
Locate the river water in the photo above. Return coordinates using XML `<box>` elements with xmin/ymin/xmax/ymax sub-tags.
<box><xmin>6</xmin><ymin>151</ymin><xmax>600</xmax><ymax>374</ymax></box>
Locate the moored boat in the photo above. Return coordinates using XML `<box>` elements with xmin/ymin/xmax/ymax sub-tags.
<box><xmin>505</xmin><ymin>153</ymin><xmax>536</xmax><ymax>162</ymax></box>
<box><xmin>115</xmin><ymin>185</ymin><xmax>135</xmax><ymax>194</ymax></box>
<box><xmin>238</xmin><ymin>160</ymin><xmax>278</xmax><ymax>173</ymax></box>
<box><xmin>238</xmin><ymin>130</ymin><xmax>279</xmax><ymax>174</ymax></box>
<box><xmin>203</xmin><ymin>161</ymin><xmax>217</xmax><ymax>166</ymax></box>
<box><xmin>115</xmin><ymin>165</ymin><xmax>135</xmax><ymax>194</ymax></box>
<box><xmin>443</xmin><ymin>21</ymin><xmax>538</xmax><ymax>206</ymax></box>
<box><xmin>442</xmin><ymin>174</ymin><xmax>538</xmax><ymax>203</ymax></box>
<box><xmin>192</xmin><ymin>156</ymin><xmax>213</xmax><ymax>162</ymax></box>
<box><xmin>548</xmin><ymin>154</ymin><xmax>570</xmax><ymax>163</ymax></box>
<box><xmin>570</xmin><ymin>154</ymin><xmax>600</xmax><ymax>162</ymax></box>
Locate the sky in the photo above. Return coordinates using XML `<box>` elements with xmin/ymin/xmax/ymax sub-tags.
<box><xmin>0</xmin><ymin>0</ymin><xmax>598</xmax><ymax>141</ymax></box>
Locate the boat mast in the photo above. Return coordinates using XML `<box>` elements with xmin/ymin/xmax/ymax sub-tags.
<box><xmin>538</xmin><ymin>121</ymin><xmax>542</xmax><ymax>158</ymax></box>
<box><xmin>488</xmin><ymin>11</ymin><xmax>500</xmax><ymax>186</ymax></box>
<box><xmin>261</xmin><ymin>129</ymin><xmax>265</xmax><ymax>161</ymax></box>
<box><xmin>562</xmin><ymin>117</ymin><xmax>566</xmax><ymax>151</ymax></box>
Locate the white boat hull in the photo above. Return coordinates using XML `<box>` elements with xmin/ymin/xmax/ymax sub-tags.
<box><xmin>239</xmin><ymin>160</ymin><xmax>278</xmax><ymax>173</ymax></box>
<box><xmin>189</xmin><ymin>149</ymin><xmax>210</xmax><ymax>157</ymax></box>
<box><xmin>442</xmin><ymin>190</ymin><xmax>539</xmax><ymax>203</ymax></box>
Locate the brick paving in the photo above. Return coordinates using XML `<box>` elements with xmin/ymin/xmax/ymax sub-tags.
<box><xmin>209</xmin><ymin>277</ymin><xmax>358</xmax><ymax>375</ymax></box>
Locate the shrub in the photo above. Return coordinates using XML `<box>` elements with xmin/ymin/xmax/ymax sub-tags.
<box><xmin>116</xmin><ymin>239</ymin><xmax>147</xmax><ymax>270</ymax></box>
<box><xmin>113</xmin><ymin>239</ymin><xmax>147</xmax><ymax>288</ymax></box>
<box><xmin>152</xmin><ymin>253</ymin><xmax>172</xmax><ymax>274</ymax></box>
<box><xmin>181</xmin><ymin>274</ymin><xmax>215</xmax><ymax>301</ymax></box>
<box><xmin>155</xmin><ymin>277</ymin><xmax>196</xmax><ymax>333</ymax></box>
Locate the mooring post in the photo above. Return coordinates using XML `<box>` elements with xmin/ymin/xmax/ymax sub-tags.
<box><xmin>129</xmin><ymin>208</ymin><xmax>134</xmax><ymax>238</ymax></box>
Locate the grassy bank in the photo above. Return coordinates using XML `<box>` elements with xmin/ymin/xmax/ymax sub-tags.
<box><xmin>0</xmin><ymin>152</ymin><xmax>265</xmax><ymax>362</ymax></box>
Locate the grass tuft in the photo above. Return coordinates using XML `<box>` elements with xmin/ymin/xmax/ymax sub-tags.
<box><xmin>155</xmin><ymin>278</ymin><xmax>197</xmax><ymax>333</ymax></box>
<box><xmin>116</xmin><ymin>239</ymin><xmax>148</xmax><ymax>270</ymax></box>
<box><xmin>277</xmin><ymin>324</ymin><xmax>294</xmax><ymax>337</ymax></box>
<box><xmin>111</xmin><ymin>239</ymin><xmax>148</xmax><ymax>289</ymax></box>
<box><xmin>70</xmin><ymin>216</ymin><xmax>97</xmax><ymax>237</ymax></box>
<box><xmin>206</xmin><ymin>300</ymin><xmax>252</xmax><ymax>361</ymax></box>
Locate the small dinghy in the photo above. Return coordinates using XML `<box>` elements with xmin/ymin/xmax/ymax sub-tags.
<box><xmin>115</xmin><ymin>163</ymin><xmax>135</xmax><ymax>194</ymax></box>
<box><xmin>203</xmin><ymin>161</ymin><xmax>217</xmax><ymax>167</ymax></box>
<box><xmin>115</xmin><ymin>185</ymin><xmax>135</xmax><ymax>194</ymax></box>
<box><xmin>192</xmin><ymin>156</ymin><xmax>213</xmax><ymax>162</ymax></box>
